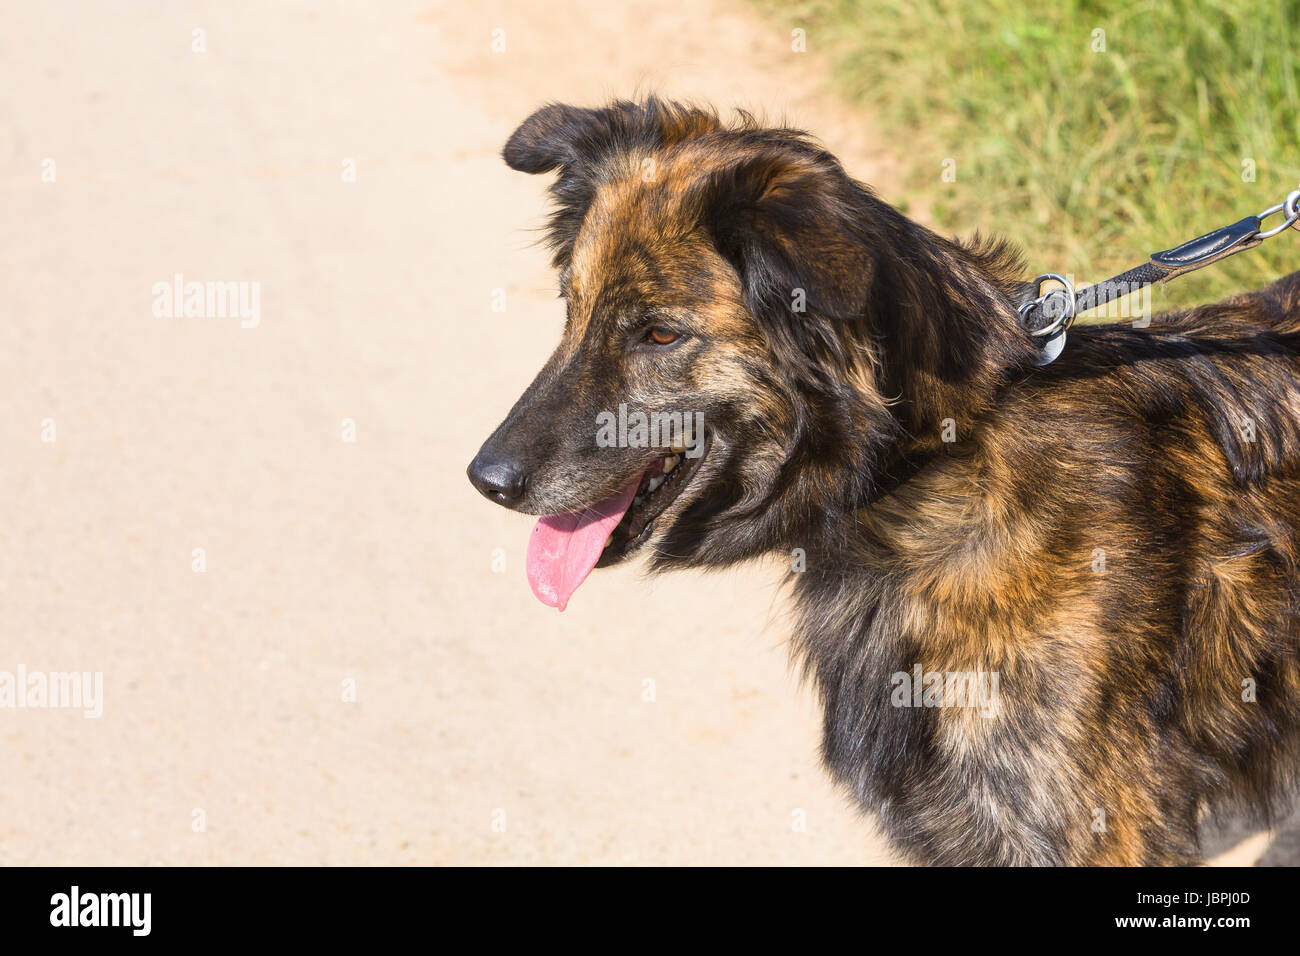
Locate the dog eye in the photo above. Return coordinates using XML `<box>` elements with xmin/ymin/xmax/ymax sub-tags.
<box><xmin>647</xmin><ymin>327</ymin><xmax>680</xmax><ymax>345</ymax></box>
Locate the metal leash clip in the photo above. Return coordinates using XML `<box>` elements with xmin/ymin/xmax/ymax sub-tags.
<box><xmin>1018</xmin><ymin>272</ymin><xmax>1077</xmax><ymax>337</ymax></box>
<box><xmin>1255</xmin><ymin>183</ymin><xmax>1300</xmax><ymax>240</ymax></box>
<box><xmin>1018</xmin><ymin>272</ymin><xmax>1075</xmax><ymax>365</ymax></box>
<box><xmin>1017</xmin><ymin>179</ymin><xmax>1300</xmax><ymax>368</ymax></box>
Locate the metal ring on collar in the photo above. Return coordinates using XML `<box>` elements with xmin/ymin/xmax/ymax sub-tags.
<box><xmin>1018</xmin><ymin>272</ymin><xmax>1076</xmax><ymax>338</ymax></box>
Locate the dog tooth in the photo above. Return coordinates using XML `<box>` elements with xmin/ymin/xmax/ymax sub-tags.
<box><xmin>647</xmin><ymin>475</ymin><xmax>664</xmax><ymax>492</ymax></box>
<box><xmin>669</xmin><ymin>437</ymin><xmax>686</xmax><ymax>453</ymax></box>
<box><xmin>604</xmin><ymin>535</ymin><xmax>613</xmax><ymax>549</ymax></box>
<box><xmin>663</xmin><ymin>454</ymin><xmax>680</xmax><ymax>473</ymax></box>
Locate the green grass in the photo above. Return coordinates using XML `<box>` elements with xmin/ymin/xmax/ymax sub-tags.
<box><xmin>761</xmin><ymin>0</ymin><xmax>1300</xmax><ymax>310</ymax></box>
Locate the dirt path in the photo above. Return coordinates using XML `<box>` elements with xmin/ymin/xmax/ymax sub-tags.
<box><xmin>0</xmin><ymin>0</ymin><xmax>905</xmax><ymax>865</ymax></box>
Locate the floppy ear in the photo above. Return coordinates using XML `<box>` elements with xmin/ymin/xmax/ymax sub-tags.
<box><xmin>502</xmin><ymin>104</ymin><xmax>576</xmax><ymax>173</ymax></box>
<box><xmin>503</xmin><ymin>103</ymin><xmax>632</xmax><ymax>173</ymax></box>
<box><xmin>702</xmin><ymin>144</ymin><xmax>875</xmax><ymax>377</ymax></box>
<box><xmin>703</xmin><ymin>142</ymin><xmax>1036</xmax><ymax>427</ymax></box>
<box><xmin>502</xmin><ymin>103</ymin><xmax>633</xmax><ymax>270</ymax></box>
<box><xmin>503</xmin><ymin>99</ymin><xmax>722</xmax><ymax>175</ymax></box>
<box><xmin>502</xmin><ymin>98</ymin><xmax>724</xmax><ymax>269</ymax></box>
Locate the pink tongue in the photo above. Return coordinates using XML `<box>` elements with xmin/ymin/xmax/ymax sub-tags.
<box><xmin>526</xmin><ymin>480</ymin><xmax>640</xmax><ymax>611</ymax></box>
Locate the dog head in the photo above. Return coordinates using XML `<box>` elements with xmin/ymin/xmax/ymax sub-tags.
<box><xmin>468</xmin><ymin>98</ymin><xmax>1034</xmax><ymax>608</ymax></box>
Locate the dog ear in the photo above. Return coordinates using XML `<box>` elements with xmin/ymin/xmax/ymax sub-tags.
<box><xmin>502</xmin><ymin>103</ymin><xmax>638</xmax><ymax>269</ymax></box>
<box><xmin>703</xmin><ymin>142</ymin><xmax>1035</xmax><ymax>426</ymax></box>
<box><xmin>702</xmin><ymin>143</ymin><xmax>874</xmax><ymax>376</ymax></box>
<box><xmin>503</xmin><ymin>103</ymin><xmax>618</xmax><ymax>174</ymax></box>
<box><xmin>503</xmin><ymin>99</ymin><xmax>724</xmax><ymax>269</ymax></box>
<box><xmin>504</xmin><ymin>99</ymin><xmax>703</xmax><ymax>174</ymax></box>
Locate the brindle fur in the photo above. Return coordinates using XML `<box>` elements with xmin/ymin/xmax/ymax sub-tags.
<box><xmin>471</xmin><ymin>98</ymin><xmax>1300</xmax><ymax>865</ymax></box>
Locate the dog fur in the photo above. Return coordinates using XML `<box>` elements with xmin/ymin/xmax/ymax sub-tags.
<box><xmin>470</xmin><ymin>98</ymin><xmax>1300</xmax><ymax>865</ymax></box>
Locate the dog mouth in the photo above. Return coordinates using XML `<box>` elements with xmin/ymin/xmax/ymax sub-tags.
<box><xmin>598</xmin><ymin>435</ymin><xmax>711</xmax><ymax>567</ymax></box>
<box><xmin>524</xmin><ymin>434</ymin><xmax>710</xmax><ymax>610</ymax></box>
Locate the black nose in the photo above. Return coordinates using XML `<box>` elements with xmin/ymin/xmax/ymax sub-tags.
<box><xmin>467</xmin><ymin>448</ymin><xmax>527</xmax><ymax>505</ymax></box>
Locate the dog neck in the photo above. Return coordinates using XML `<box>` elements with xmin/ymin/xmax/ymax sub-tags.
<box><xmin>776</xmin><ymin>202</ymin><xmax>1038</xmax><ymax>543</ymax></box>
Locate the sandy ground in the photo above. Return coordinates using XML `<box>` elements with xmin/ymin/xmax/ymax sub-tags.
<box><xmin>0</xmin><ymin>0</ymin><xmax>1276</xmax><ymax>867</ymax></box>
<box><xmin>0</xmin><ymin>0</ymin><xmax>907</xmax><ymax>866</ymax></box>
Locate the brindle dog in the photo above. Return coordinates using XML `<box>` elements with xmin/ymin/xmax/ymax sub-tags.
<box><xmin>468</xmin><ymin>98</ymin><xmax>1300</xmax><ymax>865</ymax></box>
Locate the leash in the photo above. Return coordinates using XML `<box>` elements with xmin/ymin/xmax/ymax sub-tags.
<box><xmin>1019</xmin><ymin>179</ymin><xmax>1300</xmax><ymax>365</ymax></box>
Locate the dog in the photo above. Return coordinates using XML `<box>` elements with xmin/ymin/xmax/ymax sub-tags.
<box><xmin>467</xmin><ymin>98</ymin><xmax>1300</xmax><ymax>865</ymax></box>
